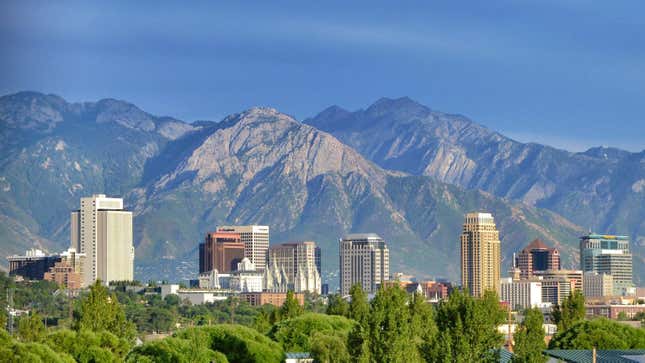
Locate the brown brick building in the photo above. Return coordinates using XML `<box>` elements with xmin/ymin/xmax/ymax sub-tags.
<box><xmin>515</xmin><ymin>239</ymin><xmax>560</xmax><ymax>279</ymax></box>
<box><xmin>199</xmin><ymin>232</ymin><xmax>245</xmax><ymax>273</ymax></box>
<box><xmin>241</xmin><ymin>292</ymin><xmax>305</xmax><ymax>307</ymax></box>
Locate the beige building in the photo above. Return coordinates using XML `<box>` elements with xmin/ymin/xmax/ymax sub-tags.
<box><xmin>216</xmin><ymin>225</ymin><xmax>269</xmax><ymax>270</ymax></box>
<box><xmin>71</xmin><ymin>194</ymin><xmax>134</xmax><ymax>285</ymax></box>
<box><xmin>339</xmin><ymin>233</ymin><xmax>389</xmax><ymax>296</ymax></box>
<box><xmin>583</xmin><ymin>271</ymin><xmax>613</xmax><ymax>298</ymax></box>
<box><xmin>265</xmin><ymin>241</ymin><xmax>321</xmax><ymax>294</ymax></box>
<box><xmin>44</xmin><ymin>248</ymin><xmax>86</xmax><ymax>289</ymax></box>
<box><xmin>534</xmin><ymin>269</ymin><xmax>583</xmax><ymax>305</ymax></box>
<box><xmin>461</xmin><ymin>212</ymin><xmax>501</xmax><ymax>297</ymax></box>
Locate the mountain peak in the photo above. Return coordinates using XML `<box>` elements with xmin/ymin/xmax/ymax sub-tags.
<box><xmin>366</xmin><ymin>96</ymin><xmax>428</xmax><ymax>115</ymax></box>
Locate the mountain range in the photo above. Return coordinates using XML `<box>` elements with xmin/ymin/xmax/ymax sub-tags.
<box><xmin>0</xmin><ymin>92</ymin><xmax>642</xmax><ymax>285</ymax></box>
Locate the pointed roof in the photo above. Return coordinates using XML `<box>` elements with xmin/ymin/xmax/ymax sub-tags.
<box><xmin>521</xmin><ymin>239</ymin><xmax>554</xmax><ymax>252</ymax></box>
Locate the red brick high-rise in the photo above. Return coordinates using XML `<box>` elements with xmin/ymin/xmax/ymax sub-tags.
<box><xmin>515</xmin><ymin>239</ymin><xmax>560</xmax><ymax>279</ymax></box>
<box><xmin>199</xmin><ymin>232</ymin><xmax>245</xmax><ymax>273</ymax></box>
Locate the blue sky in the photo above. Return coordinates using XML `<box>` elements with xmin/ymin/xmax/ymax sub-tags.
<box><xmin>1</xmin><ymin>1</ymin><xmax>644</xmax><ymax>151</ymax></box>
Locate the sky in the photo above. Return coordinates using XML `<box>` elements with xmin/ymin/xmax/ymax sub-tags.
<box><xmin>1</xmin><ymin>1</ymin><xmax>644</xmax><ymax>152</ymax></box>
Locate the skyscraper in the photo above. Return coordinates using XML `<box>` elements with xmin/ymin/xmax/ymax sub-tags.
<box><xmin>216</xmin><ymin>225</ymin><xmax>269</xmax><ymax>270</ymax></box>
<box><xmin>339</xmin><ymin>233</ymin><xmax>389</xmax><ymax>296</ymax></box>
<box><xmin>515</xmin><ymin>239</ymin><xmax>560</xmax><ymax>279</ymax></box>
<box><xmin>461</xmin><ymin>212</ymin><xmax>501</xmax><ymax>297</ymax></box>
<box><xmin>580</xmin><ymin>233</ymin><xmax>633</xmax><ymax>296</ymax></box>
<box><xmin>265</xmin><ymin>241</ymin><xmax>322</xmax><ymax>294</ymax></box>
<box><xmin>199</xmin><ymin>231</ymin><xmax>245</xmax><ymax>273</ymax></box>
<box><xmin>70</xmin><ymin>194</ymin><xmax>134</xmax><ymax>285</ymax></box>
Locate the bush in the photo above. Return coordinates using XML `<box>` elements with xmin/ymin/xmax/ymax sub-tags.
<box><xmin>269</xmin><ymin>313</ymin><xmax>355</xmax><ymax>353</ymax></box>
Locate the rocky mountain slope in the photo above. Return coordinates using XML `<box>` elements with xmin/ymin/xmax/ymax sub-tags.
<box><xmin>0</xmin><ymin>92</ymin><xmax>629</xmax><ymax>283</ymax></box>
<box><xmin>306</xmin><ymin>97</ymin><xmax>645</xmax><ymax>278</ymax></box>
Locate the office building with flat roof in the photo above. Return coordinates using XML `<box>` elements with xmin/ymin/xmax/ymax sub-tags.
<box><xmin>216</xmin><ymin>225</ymin><xmax>269</xmax><ymax>270</ymax></box>
<box><xmin>71</xmin><ymin>194</ymin><xmax>134</xmax><ymax>285</ymax></box>
<box><xmin>580</xmin><ymin>233</ymin><xmax>633</xmax><ymax>296</ymax></box>
<box><xmin>199</xmin><ymin>231</ymin><xmax>245</xmax><ymax>273</ymax></box>
<box><xmin>339</xmin><ymin>233</ymin><xmax>389</xmax><ymax>296</ymax></box>
<box><xmin>8</xmin><ymin>249</ymin><xmax>60</xmax><ymax>280</ymax></box>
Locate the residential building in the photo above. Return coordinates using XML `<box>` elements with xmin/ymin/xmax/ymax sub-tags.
<box><xmin>500</xmin><ymin>277</ymin><xmax>543</xmax><ymax>311</ymax></box>
<box><xmin>265</xmin><ymin>241</ymin><xmax>321</xmax><ymax>294</ymax></box>
<box><xmin>534</xmin><ymin>269</ymin><xmax>583</xmax><ymax>305</ymax></box>
<box><xmin>583</xmin><ymin>272</ymin><xmax>614</xmax><ymax>298</ymax></box>
<box><xmin>515</xmin><ymin>239</ymin><xmax>560</xmax><ymax>279</ymax></box>
<box><xmin>241</xmin><ymin>291</ymin><xmax>305</xmax><ymax>307</ymax></box>
<box><xmin>70</xmin><ymin>194</ymin><xmax>134</xmax><ymax>285</ymax></box>
<box><xmin>339</xmin><ymin>233</ymin><xmax>389</xmax><ymax>296</ymax></box>
<box><xmin>229</xmin><ymin>258</ymin><xmax>263</xmax><ymax>292</ymax></box>
<box><xmin>8</xmin><ymin>249</ymin><xmax>59</xmax><ymax>280</ymax></box>
<box><xmin>580</xmin><ymin>233</ymin><xmax>634</xmax><ymax>296</ymax></box>
<box><xmin>461</xmin><ymin>212</ymin><xmax>501</xmax><ymax>297</ymax></box>
<box><xmin>199</xmin><ymin>231</ymin><xmax>245</xmax><ymax>273</ymax></box>
<box><xmin>216</xmin><ymin>225</ymin><xmax>269</xmax><ymax>270</ymax></box>
<box><xmin>43</xmin><ymin>248</ymin><xmax>85</xmax><ymax>289</ymax></box>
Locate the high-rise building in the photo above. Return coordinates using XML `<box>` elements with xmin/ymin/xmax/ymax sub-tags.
<box><xmin>199</xmin><ymin>231</ymin><xmax>245</xmax><ymax>273</ymax></box>
<box><xmin>583</xmin><ymin>271</ymin><xmax>613</xmax><ymax>298</ymax></box>
<box><xmin>580</xmin><ymin>234</ymin><xmax>633</xmax><ymax>296</ymax></box>
<box><xmin>216</xmin><ymin>225</ymin><xmax>269</xmax><ymax>270</ymax></box>
<box><xmin>70</xmin><ymin>194</ymin><xmax>134</xmax><ymax>286</ymax></box>
<box><xmin>339</xmin><ymin>233</ymin><xmax>389</xmax><ymax>296</ymax></box>
<box><xmin>8</xmin><ymin>249</ymin><xmax>60</xmax><ymax>280</ymax></box>
<box><xmin>515</xmin><ymin>239</ymin><xmax>560</xmax><ymax>279</ymax></box>
<box><xmin>460</xmin><ymin>212</ymin><xmax>501</xmax><ymax>297</ymax></box>
<box><xmin>265</xmin><ymin>241</ymin><xmax>322</xmax><ymax>294</ymax></box>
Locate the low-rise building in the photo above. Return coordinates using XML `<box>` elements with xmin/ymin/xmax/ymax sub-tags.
<box><xmin>43</xmin><ymin>248</ymin><xmax>85</xmax><ymax>289</ymax></box>
<box><xmin>8</xmin><ymin>249</ymin><xmax>60</xmax><ymax>280</ymax></box>
<box><xmin>241</xmin><ymin>292</ymin><xmax>305</xmax><ymax>307</ymax></box>
<box><xmin>585</xmin><ymin>304</ymin><xmax>645</xmax><ymax>320</ymax></box>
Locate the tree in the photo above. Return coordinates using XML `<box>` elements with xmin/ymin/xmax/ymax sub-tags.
<box><xmin>17</xmin><ymin>312</ymin><xmax>46</xmax><ymax>342</ymax></box>
<box><xmin>76</xmin><ymin>280</ymin><xmax>136</xmax><ymax>340</ymax></box>
<box><xmin>279</xmin><ymin>291</ymin><xmax>303</xmax><ymax>320</ymax></box>
<box><xmin>326</xmin><ymin>294</ymin><xmax>349</xmax><ymax>317</ymax></box>
<box><xmin>549</xmin><ymin>318</ymin><xmax>645</xmax><ymax>350</ymax></box>
<box><xmin>512</xmin><ymin>308</ymin><xmax>546</xmax><ymax>363</ymax></box>
<box><xmin>268</xmin><ymin>313</ymin><xmax>354</xmax><ymax>357</ymax></box>
<box><xmin>348</xmin><ymin>284</ymin><xmax>369</xmax><ymax>324</ymax></box>
<box><xmin>358</xmin><ymin>285</ymin><xmax>424</xmax><ymax>362</ymax></box>
<box><xmin>424</xmin><ymin>289</ymin><xmax>504</xmax><ymax>363</ymax></box>
<box><xmin>617</xmin><ymin>311</ymin><xmax>629</xmax><ymax>321</ymax></box>
<box><xmin>552</xmin><ymin>290</ymin><xmax>585</xmax><ymax>331</ymax></box>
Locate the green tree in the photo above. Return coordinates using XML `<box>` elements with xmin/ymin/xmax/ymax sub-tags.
<box><xmin>326</xmin><ymin>294</ymin><xmax>349</xmax><ymax>317</ymax></box>
<box><xmin>552</xmin><ymin>290</ymin><xmax>585</xmax><ymax>331</ymax></box>
<box><xmin>549</xmin><ymin>318</ymin><xmax>645</xmax><ymax>350</ymax></box>
<box><xmin>360</xmin><ymin>285</ymin><xmax>424</xmax><ymax>362</ymax></box>
<box><xmin>424</xmin><ymin>289</ymin><xmax>504</xmax><ymax>363</ymax></box>
<box><xmin>269</xmin><ymin>312</ymin><xmax>354</xmax><ymax>358</ymax></box>
<box><xmin>76</xmin><ymin>280</ymin><xmax>136</xmax><ymax>340</ymax></box>
<box><xmin>279</xmin><ymin>291</ymin><xmax>303</xmax><ymax>320</ymax></box>
<box><xmin>17</xmin><ymin>312</ymin><xmax>46</xmax><ymax>342</ymax></box>
<box><xmin>512</xmin><ymin>308</ymin><xmax>546</xmax><ymax>363</ymax></box>
<box><xmin>348</xmin><ymin>284</ymin><xmax>369</xmax><ymax>323</ymax></box>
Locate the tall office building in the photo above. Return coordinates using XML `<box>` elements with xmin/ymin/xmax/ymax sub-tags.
<box><xmin>500</xmin><ymin>277</ymin><xmax>543</xmax><ymax>310</ymax></box>
<box><xmin>515</xmin><ymin>239</ymin><xmax>560</xmax><ymax>279</ymax></box>
<box><xmin>339</xmin><ymin>233</ymin><xmax>389</xmax><ymax>296</ymax></box>
<box><xmin>580</xmin><ymin>234</ymin><xmax>633</xmax><ymax>296</ymax></box>
<box><xmin>71</xmin><ymin>194</ymin><xmax>134</xmax><ymax>286</ymax></box>
<box><xmin>461</xmin><ymin>212</ymin><xmax>501</xmax><ymax>297</ymax></box>
<box><xmin>265</xmin><ymin>241</ymin><xmax>322</xmax><ymax>294</ymax></box>
<box><xmin>199</xmin><ymin>231</ymin><xmax>245</xmax><ymax>273</ymax></box>
<box><xmin>583</xmin><ymin>272</ymin><xmax>614</xmax><ymax>298</ymax></box>
<box><xmin>216</xmin><ymin>225</ymin><xmax>269</xmax><ymax>270</ymax></box>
